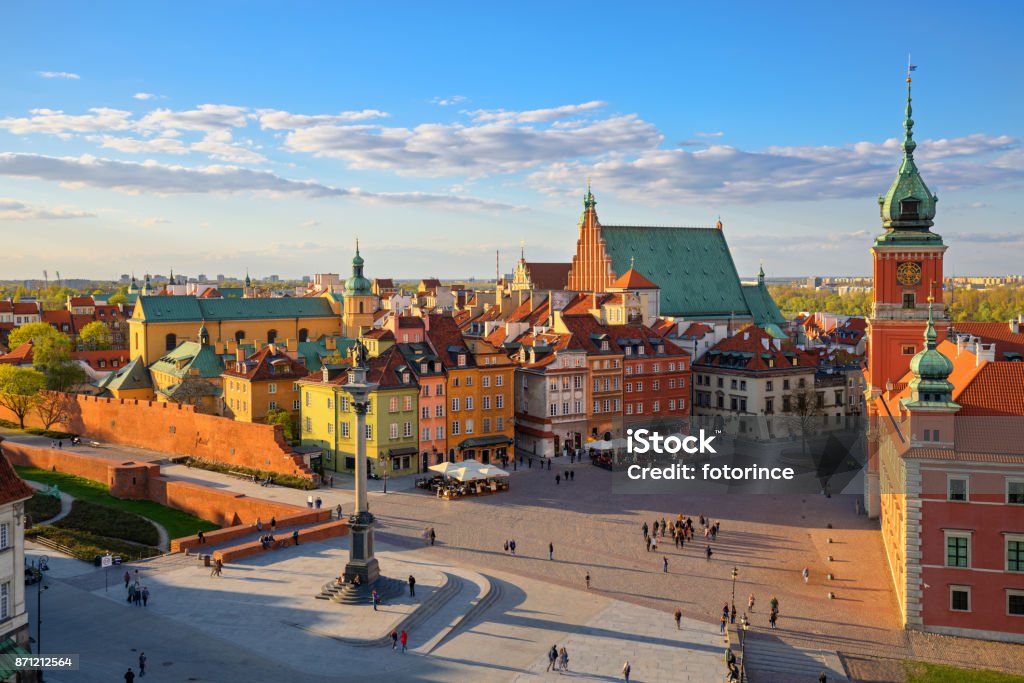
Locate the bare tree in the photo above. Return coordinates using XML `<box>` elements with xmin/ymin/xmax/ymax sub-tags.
<box><xmin>33</xmin><ymin>391</ymin><xmax>76</xmax><ymax>430</ymax></box>
<box><xmin>782</xmin><ymin>382</ymin><xmax>824</xmax><ymax>455</ymax></box>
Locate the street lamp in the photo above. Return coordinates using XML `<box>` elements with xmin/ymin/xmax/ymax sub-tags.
<box><xmin>739</xmin><ymin>613</ymin><xmax>750</xmax><ymax>682</ymax></box>
<box><xmin>731</xmin><ymin>566</ymin><xmax>739</xmax><ymax>609</ymax></box>
<box><xmin>37</xmin><ymin>580</ymin><xmax>48</xmax><ymax>682</ymax></box>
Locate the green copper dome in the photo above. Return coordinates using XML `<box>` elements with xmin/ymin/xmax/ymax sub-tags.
<box><xmin>904</xmin><ymin>298</ymin><xmax>958</xmax><ymax>408</ymax></box>
<box><xmin>876</xmin><ymin>77</ymin><xmax>942</xmax><ymax>245</ymax></box>
<box><xmin>345</xmin><ymin>240</ymin><xmax>372</xmax><ymax>296</ymax></box>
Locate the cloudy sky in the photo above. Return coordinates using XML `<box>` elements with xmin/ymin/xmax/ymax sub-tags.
<box><xmin>1</xmin><ymin>2</ymin><xmax>1022</xmax><ymax>281</ymax></box>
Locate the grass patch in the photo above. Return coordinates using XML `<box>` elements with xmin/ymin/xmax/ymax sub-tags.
<box><xmin>0</xmin><ymin>419</ymin><xmax>74</xmax><ymax>440</ymax></box>
<box><xmin>25</xmin><ymin>492</ymin><xmax>61</xmax><ymax>524</ymax></box>
<box><xmin>15</xmin><ymin>466</ymin><xmax>218</xmax><ymax>540</ymax></box>
<box><xmin>184</xmin><ymin>457</ymin><xmax>317</xmax><ymax>490</ymax></box>
<box><xmin>55</xmin><ymin>500</ymin><xmax>159</xmax><ymax>546</ymax></box>
<box><xmin>26</xmin><ymin>525</ymin><xmax>160</xmax><ymax>561</ymax></box>
<box><xmin>905</xmin><ymin>662</ymin><xmax>1024</xmax><ymax>683</ymax></box>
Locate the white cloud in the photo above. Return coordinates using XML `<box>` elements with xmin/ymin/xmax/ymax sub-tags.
<box><xmin>257</xmin><ymin>109</ymin><xmax>389</xmax><ymax>130</ymax></box>
<box><xmin>299</xmin><ymin>219</ymin><xmax>321</xmax><ymax>228</ymax></box>
<box><xmin>0</xmin><ymin>152</ymin><xmax>522</xmax><ymax>210</ymax></box>
<box><xmin>38</xmin><ymin>71</ymin><xmax>80</xmax><ymax>80</ymax></box>
<box><xmin>695</xmin><ymin>131</ymin><xmax>724</xmax><ymax>138</ymax></box>
<box><xmin>431</xmin><ymin>96</ymin><xmax>467</xmax><ymax>106</ymax></box>
<box><xmin>0</xmin><ymin>108</ymin><xmax>134</xmax><ymax>137</ymax></box>
<box><xmin>467</xmin><ymin>100</ymin><xmax>607</xmax><ymax>124</ymax></box>
<box><xmin>133</xmin><ymin>92</ymin><xmax>157</xmax><ymax>100</ymax></box>
<box><xmin>190</xmin><ymin>130</ymin><xmax>267</xmax><ymax>164</ymax></box>
<box><xmin>0</xmin><ymin>198</ymin><xmax>94</xmax><ymax>220</ymax></box>
<box><xmin>137</xmin><ymin>104</ymin><xmax>249</xmax><ymax>132</ymax></box>
<box><xmin>527</xmin><ymin>134</ymin><xmax>1024</xmax><ymax>204</ymax></box>
<box><xmin>90</xmin><ymin>133</ymin><xmax>189</xmax><ymax>155</ymax></box>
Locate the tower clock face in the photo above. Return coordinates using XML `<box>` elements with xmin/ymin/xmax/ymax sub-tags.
<box><xmin>896</xmin><ymin>261</ymin><xmax>923</xmax><ymax>286</ymax></box>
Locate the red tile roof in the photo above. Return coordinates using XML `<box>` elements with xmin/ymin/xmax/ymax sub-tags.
<box><xmin>0</xmin><ymin>341</ymin><xmax>34</xmax><ymax>365</ymax></box>
<box><xmin>223</xmin><ymin>346</ymin><xmax>308</xmax><ymax>381</ymax></box>
<box><xmin>952</xmin><ymin>321</ymin><xmax>1024</xmax><ymax>356</ymax></box>
<box><xmin>362</xmin><ymin>328</ymin><xmax>395</xmax><ymax>341</ymax></box>
<box><xmin>522</xmin><ymin>262</ymin><xmax>571</xmax><ymax>291</ymax></box>
<box><xmin>698</xmin><ymin>324</ymin><xmax>815</xmax><ymax>371</ymax></box>
<box><xmin>13</xmin><ymin>302</ymin><xmax>39</xmax><ymax>315</ymax></box>
<box><xmin>424</xmin><ymin>313</ymin><xmax>472</xmax><ymax>369</ymax></box>
<box><xmin>72</xmin><ymin>349</ymin><xmax>130</xmax><ymax>371</ymax></box>
<box><xmin>0</xmin><ymin>453</ymin><xmax>33</xmax><ymax>506</ymax></box>
<box><xmin>609</xmin><ymin>268</ymin><xmax>658</xmax><ymax>290</ymax></box>
<box><xmin>68</xmin><ymin>296</ymin><xmax>94</xmax><ymax>307</ymax></box>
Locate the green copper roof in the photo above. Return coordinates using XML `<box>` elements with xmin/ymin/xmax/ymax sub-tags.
<box><xmin>150</xmin><ymin>341</ymin><xmax>225</xmax><ymax>379</ymax></box>
<box><xmin>876</xmin><ymin>76</ymin><xmax>942</xmax><ymax>246</ymax></box>
<box><xmin>297</xmin><ymin>336</ymin><xmax>356</xmax><ymax>371</ymax></box>
<box><xmin>601</xmin><ymin>226</ymin><xmax>755</xmax><ymax>318</ymax></box>
<box><xmin>742</xmin><ymin>282</ymin><xmax>788</xmax><ymax>328</ymax></box>
<box><xmin>345</xmin><ymin>242</ymin><xmax>372</xmax><ymax>296</ymax></box>
<box><xmin>96</xmin><ymin>356</ymin><xmax>152</xmax><ymax>391</ymax></box>
<box><xmin>136</xmin><ymin>296</ymin><xmax>334</xmax><ymax>322</ymax></box>
<box><xmin>903</xmin><ymin>300</ymin><xmax>958</xmax><ymax>409</ymax></box>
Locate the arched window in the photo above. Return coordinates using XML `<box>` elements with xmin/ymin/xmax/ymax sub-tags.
<box><xmin>298</xmin><ymin>328</ymin><xmax>309</xmax><ymax>343</ymax></box>
<box><xmin>165</xmin><ymin>333</ymin><xmax>177</xmax><ymax>351</ymax></box>
<box><xmin>267</xmin><ymin>329</ymin><xmax>278</xmax><ymax>344</ymax></box>
<box><xmin>235</xmin><ymin>330</ymin><xmax>245</xmax><ymax>344</ymax></box>
<box><xmin>358</xmin><ymin>301</ymin><xmax>365</xmax><ymax>314</ymax></box>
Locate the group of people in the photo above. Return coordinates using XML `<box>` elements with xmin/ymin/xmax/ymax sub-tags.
<box><xmin>389</xmin><ymin>628</ymin><xmax>409</xmax><ymax>653</ymax></box>
<box><xmin>306</xmin><ymin>495</ymin><xmax>324</xmax><ymax>509</ymax></box>
<box><xmin>421</xmin><ymin>527</ymin><xmax>436</xmax><ymax>545</ymax></box>
<box><xmin>123</xmin><ymin>571</ymin><xmax>149</xmax><ymax>607</ymax></box>
<box><xmin>503</xmin><ymin>539</ymin><xmax>517</xmax><ymax>555</ymax></box>
<box><xmin>546</xmin><ymin>644</ymin><xmax>570</xmax><ymax>672</ymax></box>
<box><xmin>642</xmin><ymin>514</ymin><xmax>721</xmax><ymax>556</ymax></box>
<box><xmin>554</xmin><ymin>470</ymin><xmax>576</xmax><ymax>485</ymax></box>
<box><xmin>123</xmin><ymin>652</ymin><xmax>146</xmax><ymax>681</ymax></box>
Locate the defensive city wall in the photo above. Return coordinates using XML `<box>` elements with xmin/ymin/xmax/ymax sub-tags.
<box><xmin>0</xmin><ymin>393</ymin><xmax>313</xmax><ymax>479</ymax></box>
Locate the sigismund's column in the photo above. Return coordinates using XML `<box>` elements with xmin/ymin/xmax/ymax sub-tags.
<box><xmin>342</xmin><ymin>341</ymin><xmax>380</xmax><ymax>585</ymax></box>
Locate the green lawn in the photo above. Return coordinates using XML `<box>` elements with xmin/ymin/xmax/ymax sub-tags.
<box><xmin>27</xmin><ymin>525</ymin><xmax>160</xmax><ymax>561</ymax></box>
<box><xmin>906</xmin><ymin>662</ymin><xmax>1024</xmax><ymax>683</ymax></box>
<box><xmin>55</xmin><ymin>500</ymin><xmax>160</xmax><ymax>546</ymax></box>
<box><xmin>25</xmin><ymin>492</ymin><xmax>61</xmax><ymax>523</ymax></box>
<box><xmin>16</xmin><ymin>466</ymin><xmax>218</xmax><ymax>540</ymax></box>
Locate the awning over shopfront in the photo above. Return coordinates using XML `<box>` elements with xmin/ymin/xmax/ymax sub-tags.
<box><xmin>456</xmin><ymin>435</ymin><xmax>513</xmax><ymax>450</ymax></box>
<box><xmin>428</xmin><ymin>458</ymin><xmax>510</xmax><ymax>482</ymax></box>
<box><xmin>388</xmin><ymin>446</ymin><xmax>419</xmax><ymax>456</ymax></box>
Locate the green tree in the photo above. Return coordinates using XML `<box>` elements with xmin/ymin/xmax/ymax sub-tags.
<box><xmin>78</xmin><ymin>321</ymin><xmax>113</xmax><ymax>350</ymax></box>
<box><xmin>107</xmin><ymin>292</ymin><xmax>128</xmax><ymax>305</ymax></box>
<box><xmin>0</xmin><ymin>365</ymin><xmax>46</xmax><ymax>428</ymax></box>
<box><xmin>266</xmin><ymin>408</ymin><xmax>297</xmax><ymax>443</ymax></box>
<box><xmin>6</xmin><ymin>322</ymin><xmax>84</xmax><ymax>391</ymax></box>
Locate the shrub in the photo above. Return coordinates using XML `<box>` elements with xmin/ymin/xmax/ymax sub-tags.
<box><xmin>26</xmin><ymin>525</ymin><xmax>160</xmax><ymax>561</ymax></box>
<box><xmin>25</xmin><ymin>492</ymin><xmax>61</xmax><ymax>523</ymax></box>
<box><xmin>185</xmin><ymin>458</ymin><xmax>317</xmax><ymax>490</ymax></box>
<box><xmin>55</xmin><ymin>500</ymin><xmax>159</xmax><ymax>546</ymax></box>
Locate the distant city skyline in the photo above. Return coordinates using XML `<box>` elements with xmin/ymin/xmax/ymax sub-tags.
<box><xmin>1</xmin><ymin>2</ymin><xmax>1022</xmax><ymax>280</ymax></box>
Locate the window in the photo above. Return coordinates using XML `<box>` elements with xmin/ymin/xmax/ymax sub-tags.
<box><xmin>483</xmin><ymin>396</ymin><xmax>491</xmax><ymax>410</ymax></box>
<box><xmin>653</xmin><ymin>400</ymin><xmax>660</xmax><ymax>412</ymax></box>
<box><xmin>452</xmin><ymin>377</ymin><xmax>460</xmax><ymax>387</ymax></box>
<box><xmin>652</xmin><ymin>363</ymin><xmax>660</xmax><ymax>373</ymax></box>
<box><xmin>423</xmin><ymin>427</ymin><xmax>430</xmax><ymax>440</ymax></box>
<box><xmin>268</xmin><ymin>401</ymin><xmax>278</xmax><ymax>410</ymax></box>
<box><xmin>1008</xmin><ymin>480</ymin><xmax>1024</xmax><ymax>505</ymax></box>
<box><xmin>495</xmin><ymin>395</ymin><xmax>504</xmax><ymax>409</ymax></box>
<box><xmin>390</xmin><ymin>423</ymin><xmax>399</xmax><ymax>439</ymax></box>
<box><xmin>626</xmin><ymin>404</ymin><xmax>633</xmax><ymax>415</ymax></box>
<box><xmin>466</xmin><ymin>376</ymin><xmax>473</xmax><ymax>386</ymax></box>
<box><xmin>293</xmin><ymin>399</ymin><xmax>301</xmax><ymax>410</ymax></box>
<box><xmin>1008</xmin><ymin>537</ymin><xmax>1024</xmax><ymax>572</ymax></box>
<box><xmin>902</xmin><ymin>344</ymin><xmax>917</xmax><ymax>355</ymax></box>
<box><xmin>305</xmin><ymin>417</ymin><xmax>312</xmax><ymax>432</ymax></box>
<box><xmin>482</xmin><ymin>418</ymin><xmax>491</xmax><ymax>432</ymax></box>
<box><xmin>946</xmin><ymin>532</ymin><xmax>970</xmax><ymax>568</ymax></box>
<box><xmin>327</xmin><ymin>423</ymin><xmax>334</xmax><ymax>434</ymax></box>
<box><xmin>765</xmin><ymin>398</ymin><xmax>774</xmax><ymax>414</ymax></box>
<box><xmin>452</xmin><ymin>397</ymin><xmax>460</xmax><ymax>412</ymax></box>
<box><xmin>496</xmin><ymin>417</ymin><xmax>504</xmax><ymax>431</ymax></box>
<box><xmin>451</xmin><ymin>420</ymin><xmax>460</xmax><ymax>435</ymax></box>
<box><xmin>482</xmin><ymin>376</ymin><xmax>491</xmax><ymax>388</ymax></box>
<box><xmin>766</xmin><ymin>380</ymin><xmax>774</xmax><ymax>392</ymax></box>
<box><xmin>435</xmin><ymin>405</ymin><xmax>444</xmax><ymax>417</ymax></box>
<box><xmin>668</xmin><ymin>379</ymin><xmax>676</xmax><ymax>389</ymax></box>
<box><xmin>0</xmin><ymin>582</ymin><xmax>7</xmax><ymax>621</ymax></box>
<box><xmin>603</xmin><ymin>399</ymin><xmax>610</xmax><ymax>412</ymax></box>
<box><xmin>465</xmin><ymin>397</ymin><xmax>474</xmax><ymax>410</ymax></box>
<box><xmin>636</xmin><ymin>381</ymin><xmax>643</xmax><ymax>392</ymax></box>
<box><xmin>948</xmin><ymin>477</ymin><xmax>968</xmax><ymax>502</ymax></box>
<box><xmin>730</xmin><ymin>379</ymin><xmax>737</xmax><ymax>390</ymax></box>
<box><xmin>669</xmin><ymin>400</ymin><xmax>675</xmax><ymax>411</ymax></box>
<box><xmin>562</xmin><ymin>402</ymin><xmax>569</xmax><ymax>415</ymax></box>
<box><xmin>902</xmin><ymin>292</ymin><xmax>916</xmax><ymax>309</ymax></box>
<box><xmin>436</xmin><ymin>426</ymin><xmax>444</xmax><ymax>439</ymax></box>
<box><xmin>626</xmin><ymin>383</ymin><xmax>633</xmax><ymax>393</ymax></box>
<box><xmin>422</xmin><ymin>407</ymin><xmax>430</xmax><ymax>420</ymax></box>
<box><xmin>1009</xmin><ymin>591</ymin><xmax>1024</xmax><ymax>617</ymax></box>
<box><xmin>465</xmin><ymin>419</ymin><xmax>474</xmax><ymax>434</ymax></box>
<box><xmin>458</xmin><ymin>354</ymin><xmax>467</xmax><ymax>366</ymax></box>
<box><xmin>574</xmin><ymin>401</ymin><xmax>582</xmax><ymax>414</ymax></box>
<box><xmin>404</xmin><ymin>396</ymin><xmax>413</xmax><ymax>411</ymax></box>
<box><xmin>593</xmin><ymin>400</ymin><xmax>600</xmax><ymax>414</ymax></box>
<box><xmin>268</xmin><ymin>383</ymin><xmax>277</xmax><ymax>394</ymax></box>
<box><xmin>950</xmin><ymin>586</ymin><xmax>971</xmax><ymax>612</ymax></box>
<box><xmin>342</xmin><ymin>423</ymin><xmax>350</xmax><ymax>438</ymax></box>
<box><xmin>496</xmin><ymin>375</ymin><xmax>504</xmax><ymax>387</ymax></box>
<box><xmin>341</xmin><ymin>397</ymin><xmax>350</xmax><ymax>412</ymax></box>
<box><xmin>404</xmin><ymin>421</ymin><xmax>412</xmax><ymax>438</ymax></box>
<box><xmin>327</xmin><ymin>397</ymin><xmax>333</xmax><ymax>409</ymax></box>
<box><xmin>0</xmin><ymin>523</ymin><xmax>8</xmax><ymax>550</ymax></box>
<box><xmin>365</xmin><ymin>424</ymin><xmax>373</xmax><ymax>439</ymax></box>
<box><xmin>389</xmin><ymin>397</ymin><xmax>398</xmax><ymax>413</ymax></box>
<box><xmin>435</xmin><ymin>384</ymin><xmax>444</xmax><ymax>396</ymax></box>
<box><xmin>165</xmin><ymin>333</ymin><xmax>177</xmax><ymax>351</ymax></box>
<box><xmin>293</xmin><ymin>383</ymin><xmax>300</xmax><ymax>393</ymax></box>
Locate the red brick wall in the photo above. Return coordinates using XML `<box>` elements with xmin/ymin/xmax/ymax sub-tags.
<box><xmin>213</xmin><ymin>520</ymin><xmax>348</xmax><ymax>564</ymax></box>
<box><xmin>171</xmin><ymin>509</ymin><xmax>331</xmax><ymax>552</ymax></box>
<box><xmin>1</xmin><ymin>441</ymin><xmax>116</xmax><ymax>484</ymax></box>
<box><xmin>0</xmin><ymin>393</ymin><xmax>313</xmax><ymax>479</ymax></box>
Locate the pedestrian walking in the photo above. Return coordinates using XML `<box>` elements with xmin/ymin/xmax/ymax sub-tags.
<box><xmin>549</xmin><ymin>542</ymin><xmax>554</xmax><ymax>560</ymax></box>
<box><xmin>547</xmin><ymin>645</ymin><xmax>558</xmax><ymax>672</ymax></box>
<box><xmin>650</xmin><ymin>536</ymin><xmax>657</xmax><ymax>551</ymax></box>
<box><xmin>645</xmin><ymin>536</ymin><xmax>651</xmax><ymax>552</ymax></box>
<box><xmin>705</xmin><ymin>545</ymin><xmax>713</xmax><ymax>561</ymax></box>
<box><xmin>134</xmin><ymin>586</ymin><xmax>142</xmax><ymax>606</ymax></box>
<box><xmin>730</xmin><ymin>603</ymin><xmax>736</xmax><ymax>624</ymax></box>
<box><xmin>138</xmin><ymin>652</ymin><xmax>146</xmax><ymax>677</ymax></box>
<box><xmin>315</xmin><ymin>496</ymin><xmax>322</xmax><ymax>509</ymax></box>
<box><xmin>373</xmin><ymin>590</ymin><xmax>380</xmax><ymax>612</ymax></box>
<box><xmin>292</xmin><ymin>528</ymin><xmax>300</xmax><ymax>546</ymax></box>
<box><xmin>336</xmin><ymin>504</ymin><xmax>343</xmax><ymax>519</ymax></box>
<box><xmin>802</xmin><ymin>567</ymin><xmax>810</xmax><ymax>584</ymax></box>
<box><xmin>270</xmin><ymin>516</ymin><xmax>276</xmax><ymax>532</ymax></box>
<box><xmin>307</xmin><ymin>495</ymin><xmax>313</xmax><ymax>508</ymax></box>
<box><xmin>197</xmin><ymin>530</ymin><xmax>206</xmax><ymax>544</ymax></box>
<box><xmin>503</xmin><ymin>540</ymin><xmax>509</xmax><ymax>553</ymax></box>
<box><xmin>818</xmin><ymin>674</ymin><xmax>828</xmax><ymax>683</ymax></box>
<box><xmin>622</xmin><ymin>660</ymin><xmax>631</xmax><ymax>682</ymax></box>
<box><xmin>720</xmin><ymin>613</ymin><xmax>727</xmax><ymax>634</ymax></box>
<box><xmin>528</xmin><ymin>457</ymin><xmax>533</xmax><ymax>468</ymax></box>
<box><xmin>663</xmin><ymin>556</ymin><xmax>668</xmax><ymax>573</ymax></box>
<box><xmin>547</xmin><ymin>459</ymin><xmax>552</xmax><ymax>470</ymax></box>
<box><xmin>711</xmin><ymin>524</ymin><xmax>718</xmax><ymax>540</ymax></box>
<box><xmin>715</xmin><ymin>521</ymin><xmax>721</xmax><ymax>537</ymax></box>
<box><xmin>585</xmin><ymin>572</ymin><xmax>591</xmax><ymax>589</ymax></box>
<box><xmin>555</xmin><ymin>474</ymin><xmax>561</xmax><ymax>485</ymax></box>
<box><xmin>642</xmin><ymin>522</ymin><xmax>649</xmax><ymax>539</ymax></box>
<box><xmin>408</xmin><ymin>575</ymin><xmax>416</xmax><ymax>597</ymax></box>
<box><xmin>400</xmin><ymin>629</ymin><xmax>408</xmax><ymax>653</ymax></box>
<box><xmin>558</xmin><ymin>646</ymin><xmax>568</xmax><ymax>671</ymax></box>
<box><xmin>390</xmin><ymin>629</ymin><xmax>398</xmax><ymax>649</ymax></box>
<box><xmin>770</xmin><ymin>596</ymin><xmax>779</xmax><ymax>612</ymax></box>
<box><xmin>769</xmin><ymin>608</ymin><xmax>778</xmax><ymax>629</ymax></box>
<box><xmin>142</xmin><ymin>586</ymin><xmax>150</xmax><ymax>606</ymax></box>
<box><xmin>429</xmin><ymin>527</ymin><xmax>436</xmax><ymax>545</ymax></box>
<box><xmin>124</xmin><ymin>667</ymin><xmax>135</xmax><ymax>683</ymax></box>
<box><xmin>256</xmin><ymin>517</ymin><xmax>263</xmax><ymax>532</ymax></box>
<box><xmin>652</xmin><ymin>520</ymin><xmax>659</xmax><ymax>537</ymax></box>
<box><xmin>570</xmin><ymin>470</ymin><xmax>574</xmax><ymax>481</ymax></box>
<box><xmin>124</xmin><ymin>570</ymin><xmax>130</xmax><ymax>589</ymax></box>
<box><xmin>509</xmin><ymin>539</ymin><xmax>516</xmax><ymax>555</ymax></box>
<box><xmin>748</xmin><ymin>593</ymin><xmax>755</xmax><ymax>611</ymax></box>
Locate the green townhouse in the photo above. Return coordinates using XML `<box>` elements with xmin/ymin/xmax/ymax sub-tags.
<box><xmin>298</xmin><ymin>345</ymin><xmax>420</xmax><ymax>478</ymax></box>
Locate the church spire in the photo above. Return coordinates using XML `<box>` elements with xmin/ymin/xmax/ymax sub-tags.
<box><xmin>583</xmin><ymin>180</ymin><xmax>596</xmax><ymax>210</ymax></box>
<box><xmin>904</xmin><ymin>291</ymin><xmax>957</xmax><ymax>408</ymax></box>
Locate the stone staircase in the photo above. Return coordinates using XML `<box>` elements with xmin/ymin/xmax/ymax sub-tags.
<box><xmin>743</xmin><ymin>634</ymin><xmax>849</xmax><ymax>682</ymax></box>
<box><xmin>315</xmin><ymin>575</ymin><xmax>409</xmax><ymax>605</ymax></box>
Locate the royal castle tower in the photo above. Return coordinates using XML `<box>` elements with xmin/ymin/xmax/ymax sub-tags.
<box><xmin>566</xmin><ymin>183</ymin><xmax>615</xmax><ymax>292</ymax></box>
<box><xmin>343</xmin><ymin>241</ymin><xmax>376</xmax><ymax>337</ymax></box>
<box><xmin>865</xmin><ymin>70</ymin><xmax>949</xmax><ymax>517</ymax></box>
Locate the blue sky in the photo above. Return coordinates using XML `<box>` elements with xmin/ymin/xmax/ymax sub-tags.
<box><xmin>1</xmin><ymin>1</ymin><xmax>1022</xmax><ymax>281</ymax></box>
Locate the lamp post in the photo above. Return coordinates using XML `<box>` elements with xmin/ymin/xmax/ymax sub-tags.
<box><xmin>739</xmin><ymin>613</ymin><xmax>749</xmax><ymax>682</ymax></box>
<box><xmin>381</xmin><ymin>455</ymin><xmax>389</xmax><ymax>494</ymax></box>
<box><xmin>731</xmin><ymin>566</ymin><xmax>738</xmax><ymax>609</ymax></box>
<box><xmin>36</xmin><ymin>580</ymin><xmax>48</xmax><ymax>682</ymax></box>
<box><xmin>342</xmin><ymin>341</ymin><xmax>380</xmax><ymax>587</ymax></box>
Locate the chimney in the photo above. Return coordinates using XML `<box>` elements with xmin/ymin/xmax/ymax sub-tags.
<box><xmin>592</xmin><ymin>292</ymin><xmax>598</xmax><ymax>310</ymax></box>
<box><xmin>235</xmin><ymin>348</ymin><xmax>245</xmax><ymax>363</ymax></box>
<box><xmin>269</xmin><ymin>343</ymin><xmax>277</xmax><ymax>356</ymax></box>
<box><xmin>326</xmin><ymin>337</ymin><xmax>337</xmax><ymax>351</ymax></box>
<box><xmin>322</xmin><ymin>365</ymin><xmax>330</xmax><ymax>382</ymax></box>
<box><xmin>1012</xmin><ymin>317</ymin><xmax>1021</xmax><ymax>335</ymax></box>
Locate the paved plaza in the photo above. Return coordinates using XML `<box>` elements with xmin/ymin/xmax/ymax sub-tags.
<box><xmin>13</xmin><ymin>434</ymin><xmax>1024</xmax><ymax>681</ymax></box>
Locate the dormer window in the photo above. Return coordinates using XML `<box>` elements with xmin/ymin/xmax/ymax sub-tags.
<box><xmin>601</xmin><ymin>341</ymin><xmax>609</xmax><ymax>351</ymax></box>
<box><xmin>403</xmin><ymin>372</ymin><xmax>410</xmax><ymax>383</ymax></box>
<box><xmin>899</xmin><ymin>198</ymin><xmax>920</xmax><ymax>220</ymax></box>
<box><xmin>458</xmin><ymin>354</ymin><xmax>467</xmax><ymax>366</ymax></box>
<box><xmin>420</xmin><ymin>363</ymin><xmax>428</xmax><ymax>374</ymax></box>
